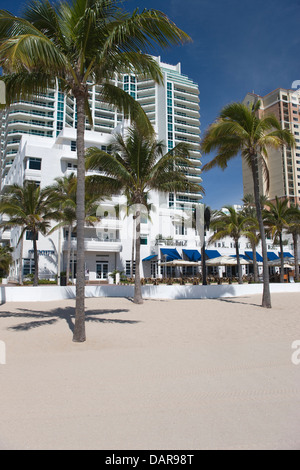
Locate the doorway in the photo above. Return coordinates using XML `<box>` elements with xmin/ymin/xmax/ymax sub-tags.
<box><xmin>96</xmin><ymin>261</ymin><xmax>109</xmax><ymax>280</ymax></box>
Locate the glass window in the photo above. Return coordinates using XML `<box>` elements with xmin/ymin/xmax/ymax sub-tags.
<box><xmin>126</xmin><ymin>261</ymin><xmax>135</xmax><ymax>276</ymax></box>
<box><xmin>23</xmin><ymin>258</ymin><xmax>35</xmax><ymax>276</ymax></box>
<box><xmin>28</xmin><ymin>158</ymin><xmax>41</xmax><ymax>170</ymax></box>
<box><xmin>71</xmin><ymin>141</ymin><xmax>76</xmax><ymax>152</ymax></box>
<box><xmin>141</xmin><ymin>236</ymin><xmax>148</xmax><ymax>245</ymax></box>
<box><xmin>26</xmin><ymin>231</ymin><xmax>38</xmax><ymax>241</ymax></box>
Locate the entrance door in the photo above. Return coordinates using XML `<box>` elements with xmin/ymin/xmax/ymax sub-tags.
<box><xmin>96</xmin><ymin>262</ymin><xmax>109</xmax><ymax>280</ymax></box>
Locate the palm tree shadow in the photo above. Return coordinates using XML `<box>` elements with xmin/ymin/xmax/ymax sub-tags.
<box><xmin>217</xmin><ymin>297</ymin><xmax>262</xmax><ymax>308</ymax></box>
<box><xmin>1</xmin><ymin>307</ymin><xmax>138</xmax><ymax>334</ymax></box>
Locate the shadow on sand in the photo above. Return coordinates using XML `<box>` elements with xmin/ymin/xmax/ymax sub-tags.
<box><xmin>0</xmin><ymin>307</ymin><xmax>139</xmax><ymax>334</ymax></box>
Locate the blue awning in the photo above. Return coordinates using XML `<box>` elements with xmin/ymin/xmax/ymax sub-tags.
<box><xmin>142</xmin><ymin>255</ymin><xmax>158</xmax><ymax>262</ymax></box>
<box><xmin>230</xmin><ymin>254</ymin><xmax>250</xmax><ymax>260</ymax></box>
<box><xmin>183</xmin><ymin>249</ymin><xmax>201</xmax><ymax>262</ymax></box>
<box><xmin>279</xmin><ymin>252</ymin><xmax>294</xmax><ymax>258</ymax></box>
<box><xmin>161</xmin><ymin>248</ymin><xmax>182</xmax><ymax>262</ymax></box>
<box><xmin>205</xmin><ymin>250</ymin><xmax>221</xmax><ymax>259</ymax></box>
<box><xmin>267</xmin><ymin>252</ymin><xmax>280</xmax><ymax>261</ymax></box>
<box><xmin>245</xmin><ymin>251</ymin><xmax>264</xmax><ymax>263</ymax></box>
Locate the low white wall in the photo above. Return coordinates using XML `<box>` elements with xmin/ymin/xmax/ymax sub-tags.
<box><xmin>1</xmin><ymin>283</ymin><xmax>300</xmax><ymax>303</ymax></box>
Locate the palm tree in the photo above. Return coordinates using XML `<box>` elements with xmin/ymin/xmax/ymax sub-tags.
<box><xmin>0</xmin><ymin>245</ymin><xmax>13</xmax><ymax>278</ymax></box>
<box><xmin>263</xmin><ymin>197</ymin><xmax>298</xmax><ymax>283</ymax></box>
<box><xmin>210</xmin><ymin>206</ymin><xmax>252</xmax><ymax>284</ymax></box>
<box><xmin>86</xmin><ymin>123</ymin><xmax>203</xmax><ymax>303</ymax></box>
<box><xmin>0</xmin><ymin>0</ymin><xmax>191</xmax><ymax>341</ymax></box>
<box><xmin>201</xmin><ymin>101</ymin><xmax>295</xmax><ymax>308</ymax></box>
<box><xmin>0</xmin><ymin>183</ymin><xmax>60</xmax><ymax>286</ymax></box>
<box><xmin>286</xmin><ymin>204</ymin><xmax>300</xmax><ymax>282</ymax></box>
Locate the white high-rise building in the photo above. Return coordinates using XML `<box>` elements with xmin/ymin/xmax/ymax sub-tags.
<box><xmin>0</xmin><ymin>57</ymin><xmax>206</xmax><ymax>282</ymax></box>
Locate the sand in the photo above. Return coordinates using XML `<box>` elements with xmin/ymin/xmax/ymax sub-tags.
<box><xmin>0</xmin><ymin>293</ymin><xmax>299</xmax><ymax>450</ymax></box>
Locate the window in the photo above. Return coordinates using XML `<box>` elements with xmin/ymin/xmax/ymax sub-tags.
<box><xmin>28</xmin><ymin>158</ymin><xmax>41</xmax><ymax>170</ymax></box>
<box><xmin>71</xmin><ymin>141</ymin><xmax>76</xmax><ymax>152</ymax></box>
<box><xmin>67</xmin><ymin>162</ymin><xmax>77</xmax><ymax>169</ymax></box>
<box><xmin>26</xmin><ymin>231</ymin><xmax>38</xmax><ymax>241</ymax></box>
<box><xmin>126</xmin><ymin>260</ymin><xmax>136</xmax><ymax>276</ymax></box>
<box><xmin>23</xmin><ymin>258</ymin><xmax>35</xmax><ymax>276</ymax></box>
<box><xmin>141</xmin><ymin>236</ymin><xmax>148</xmax><ymax>245</ymax></box>
<box><xmin>175</xmin><ymin>224</ymin><xmax>187</xmax><ymax>236</ymax></box>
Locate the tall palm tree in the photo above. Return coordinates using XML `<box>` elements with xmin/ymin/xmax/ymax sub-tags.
<box><xmin>0</xmin><ymin>183</ymin><xmax>60</xmax><ymax>286</ymax></box>
<box><xmin>0</xmin><ymin>0</ymin><xmax>191</xmax><ymax>342</ymax></box>
<box><xmin>263</xmin><ymin>197</ymin><xmax>298</xmax><ymax>283</ymax></box>
<box><xmin>47</xmin><ymin>174</ymin><xmax>102</xmax><ymax>283</ymax></box>
<box><xmin>86</xmin><ymin>123</ymin><xmax>203</xmax><ymax>303</ymax></box>
<box><xmin>210</xmin><ymin>206</ymin><xmax>252</xmax><ymax>284</ymax></box>
<box><xmin>201</xmin><ymin>101</ymin><xmax>295</xmax><ymax>307</ymax></box>
<box><xmin>286</xmin><ymin>204</ymin><xmax>300</xmax><ymax>282</ymax></box>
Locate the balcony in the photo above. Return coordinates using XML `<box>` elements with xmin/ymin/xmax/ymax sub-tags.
<box><xmin>63</xmin><ymin>238</ymin><xmax>122</xmax><ymax>253</ymax></box>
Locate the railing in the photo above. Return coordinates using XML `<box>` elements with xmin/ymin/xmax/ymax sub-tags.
<box><xmin>65</xmin><ymin>237</ymin><xmax>121</xmax><ymax>243</ymax></box>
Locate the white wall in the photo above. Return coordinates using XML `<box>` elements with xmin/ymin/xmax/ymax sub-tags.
<box><xmin>1</xmin><ymin>283</ymin><xmax>299</xmax><ymax>303</ymax></box>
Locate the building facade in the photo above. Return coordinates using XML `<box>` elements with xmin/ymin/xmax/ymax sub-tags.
<box><xmin>0</xmin><ymin>57</ymin><xmax>206</xmax><ymax>282</ymax></box>
<box><xmin>243</xmin><ymin>88</ymin><xmax>300</xmax><ymax>205</ymax></box>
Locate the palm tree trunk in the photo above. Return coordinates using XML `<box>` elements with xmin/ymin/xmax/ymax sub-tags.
<box><xmin>57</xmin><ymin>226</ymin><xmax>61</xmax><ymax>286</ymax></box>
<box><xmin>279</xmin><ymin>232</ymin><xmax>284</xmax><ymax>283</ymax></box>
<box><xmin>19</xmin><ymin>232</ymin><xmax>24</xmax><ymax>286</ymax></box>
<box><xmin>33</xmin><ymin>235</ymin><xmax>39</xmax><ymax>287</ymax></box>
<box><xmin>66</xmin><ymin>225</ymin><xmax>72</xmax><ymax>284</ymax></box>
<box><xmin>131</xmin><ymin>215</ymin><xmax>135</xmax><ymax>278</ymax></box>
<box><xmin>235</xmin><ymin>240</ymin><xmax>243</xmax><ymax>284</ymax></box>
<box><xmin>133</xmin><ymin>205</ymin><xmax>143</xmax><ymax>304</ymax></box>
<box><xmin>251</xmin><ymin>240</ymin><xmax>259</xmax><ymax>283</ymax></box>
<box><xmin>201</xmin><ymin>242</ymin><xmax>207</xmax><ymax>285</ymax></box>
<box><xmin>293</xmin><ymin>232</ymin><xmax>299</xmax><ymax>281</ymax></box>
<box><xmin>73</xmin><ymin>92</ymin><xmax>87</xmax><ymax>342</ymax></box>
<box><xmin>251</xmin><ymin>155</ymin><xmax>271</xmax><ymax>308</ymax></box>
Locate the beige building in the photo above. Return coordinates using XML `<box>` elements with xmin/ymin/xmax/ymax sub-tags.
<box><xmin>243</xmin><ymin>88</ymin><xmax>300</xmax><ymax>205</ymax></box>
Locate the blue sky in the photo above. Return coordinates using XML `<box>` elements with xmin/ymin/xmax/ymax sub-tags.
<box><xmin>1</xmin><ymin>0</ymin><xmax>300</xmax><ymax>209</ymax></box>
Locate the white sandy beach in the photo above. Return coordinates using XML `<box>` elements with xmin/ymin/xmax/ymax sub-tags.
<box><xmin>0</xmin><ymin>293</ymin><xmax>300</xmax><ymax>450</ymax></box>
